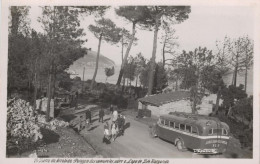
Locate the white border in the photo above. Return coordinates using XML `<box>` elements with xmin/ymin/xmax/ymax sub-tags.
<box><xmin>1</xmin><ymin>0</ymin><xmax>259</xmax><ymax>164</ymax></box>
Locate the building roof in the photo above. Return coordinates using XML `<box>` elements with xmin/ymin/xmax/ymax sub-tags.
<box><xmin>138</xmin><ymin>91</ymin><xmax>190</xmax><ymax>107</ymax></box>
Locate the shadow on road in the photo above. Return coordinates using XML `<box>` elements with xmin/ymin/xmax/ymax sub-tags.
<box><xmin>60</xmin><ymin>114</ymin><xmax>77</xmax><ymax>122</ymax></box>
<box><xmin>124</xmin><ymin>122</ymin><xmax>130</xmax><ymax>130</ymax></box>
<box><xmin>103</xmin><ymin>117</ymin><xmax>111</xmax><ymax>122</ymax></box>
<box><xmin>91</xmin><ymin>118</ymin><xmax>99</xmax><ymax>123</ymax></box>
<box><xmin>40</xmin><ymin>128</ymin><xmax>60</xmax><ymax>144</ymax></box>
<box><xmin>88</xmin><ymin>125</ymin><xmax>99</xmax><ymax>131</ymax></box>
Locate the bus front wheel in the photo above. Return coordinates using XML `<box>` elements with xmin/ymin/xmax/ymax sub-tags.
<box><xmin>176</xmin><ymin>139</ymin><xmax>187</xmax><ymax>152</ymax></box>
<box><xmin>149</xmin><ymin>124</ymin><xmax>157</xmax><ymax>138</ymax></box>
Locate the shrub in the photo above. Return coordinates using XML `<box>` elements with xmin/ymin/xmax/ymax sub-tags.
<box><xmin>7</xmin><ymin>98</ymin><xmax>42</xmax><ymax>155</ymax></box>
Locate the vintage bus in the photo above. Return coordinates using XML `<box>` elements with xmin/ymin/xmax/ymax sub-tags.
<box><xmin>149</xmin><ymin>112</ymin><xmax>230</xmax><ymax>154</ymax></box>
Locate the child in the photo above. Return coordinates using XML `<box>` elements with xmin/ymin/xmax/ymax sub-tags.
<box><xmin>103</xmin><ymin>122</ymin><xmax>110</xmax><ymax>144</ymax></box>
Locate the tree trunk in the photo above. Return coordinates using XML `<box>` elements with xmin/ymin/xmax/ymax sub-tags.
<box><xmin>33</xmin><ymin>58</ymin><xmax>38</xmax><ymax>114</ymax></box>
<box><xmin>245</xmin><ymin>66</ymin><xmax>248</xmax><ymax>92</ymax></box>
<box><xmin>234</xmin><ymin>65</ymin><xmax>238</xmax><ymax>87</ymax></box>
<box><xmin>162</xmin><ymin>37</ymin><xmax>166</xmax><ymax>68</ymax></box>
<box><xmin>122</xmin><ymin>77</ymin><xmax>126</xmax><ymax>92</ymax></box>
<box><xmin>116</xmin><ymin>23</ymin><xmax>136</xmax><ymax>86</ymax></box>
<box><xmin>90</xmin><ymin>34</ymin><xmax>102</xmax><ymax>90</ymax></box>
<box><xmin>46</xmin><ymin>65</ymin><xmax>53</xmax><ymax>122</ymax></box>
<box><xmin>213</xmin><ymin>86</ymin><xmax>221</xmax><ymax>115</ymax></box>
<box><xmin>231</xmin><ymin>71</ymin><xmax>235</xmax><ymax>85</ymax></box>
<box><xmin>33</xmin><ymin>73</ymin><xmax>38</xmax><ymax>115</ymax></box>
<box><xmin>82</xmin><ymin>67</ymin><xmax>85</xmax><ymax>92</ymax></box>
<box><xmin>52</xmin><ymin>67</ymin><xmax>56</xmax><ymax>99</ymax></box>
<box><xmin>148</xmin><ymin>18</ymin><xmax>159</xmax><ymax>95</ymax></box>
<box><xmin>175</xmin><ymin>73</ymin><xmax>179</xmax><ymax>91</ymax></box>
<box><xmin>135</xmin><ymin>75</ymin><xmax>138</xmax><ymax>87</ymax></box>
<box><xmin>121</xmin><ymin>37</ymin><xmax>124</xmax><ymax>63</ymax></box>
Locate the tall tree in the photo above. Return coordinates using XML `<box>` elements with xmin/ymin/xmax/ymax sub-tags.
<box><xmin>115</xmin><ymin>6</ymin><xmax>152</xmax><ymax>86</ymax></box>
<box><xmin>119</xmin><ymin>28</ymin><xmax>138</xmax><ymax>68</ymax></box>
<box><xmin>8</xmin><ymin>6</ymin><xmax>31</xmax><ymax>94</ymax></box>
<box><xmin>145</xmin><ymin>6</ymin><xmax>191</xmax><ymax>95</ymax></box>
<box><xmin>175</xmin><ymin>47</ymin><xmax>215</xmax><ymax>113</ymax></box>
<box><xmin>211</xmin><ymin>36</ymin><xmax>233</xmax><ymax>114</ymax></box>
<box><xmin>240</xmin><ymin>36</ymin><xmax>253</xmax><ymax>92</ymax></box>
<box><xmin>88</xmin><ymin>18</ymin><xmax>121</xmax><ymax>90</ymax></box>
<box><xmin>123</xmin><ymin>56</ymin><xmax>137</xmax><ymax>87</ymax></box>
<box><xmin>229</xmin><ymin>37</ymin><xmax>247</xmax><ymax>87</ymax></box>
<box><xmin>134</xmin><ymin>53</ymin><xmax>146</xmax><ymax>87</ymax></box>
<box><xmin>39</xmin><ymin>6</ymin><xmax>86</xmax><ymax>121</ymax></box>
<box><xmin>161</xmin><ymin>21</ymin><xmax>179</xmax><ymax>68</ymax></box>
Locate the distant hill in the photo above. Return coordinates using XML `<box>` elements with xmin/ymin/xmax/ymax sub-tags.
<box><xmin>67</xmin><ymin>50</ymin><xmax>118</xmax><ymax>83</ymax></box>
<box><xmin>69</xmin><ymin>50</ymin><xmax>115</xmax><ymax>71</ymax></box>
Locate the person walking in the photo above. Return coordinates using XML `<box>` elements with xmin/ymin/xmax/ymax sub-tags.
<box><xmin>74</xmin><ymin>91</ymin><xmax>78</xmax><ymax>110</ymax></box>
<box><xmin>119</xmin><ymin>115</ymin><xmax>126</xmax><ymax>136</ymax></box>
<box><xmin>110</xmin><ymin>104</ymin><xmax>114</xmax><ymax>114</ymax></box>
<box><xmin>99</xmin><ymin>108</ymin><xmax>105</xmax><ymax>123</ymax></box>
<box><xmin>111</xmin><ymin>121</ymin><xmax>118</xmax><ymax>141</ymax></box>
<box><xmin>85</xmin><ymin>109</ymin><xmax>92</xmax><ymax>124</ymax></box>
<box><xmin>112</xmin><ymin>109</ymin><xmax>118</xmax><ymax>122</ymax></box>
<box><xmin>103</xmin><ymin>122</ymin><xmax>110</xmax><ymax>144</ymax></box>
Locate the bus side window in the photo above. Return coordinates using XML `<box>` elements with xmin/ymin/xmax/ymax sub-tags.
<box><xmin>192</xmin><ymin>126</ymin><xmax>198</xmax><ymax>135</ymax></box>
<box><xmin>160</xmin><ymin>119</ymin><xmax>164</xmax><ymax>125</ymax></box>
<box><xmin>165</xmin><ymin>120</ymin><xmax>169</xmax><ymax>126</ymax></box>
<box><xmin>209</xmin><ymin>129</ymin><xmax>213</xmax><ymax>135</ymax></box>
<box><xmin>222</xmin><ymin>129</ymin><xmax>228</xmax><ymax>135</ymax></box>
<box><xmin>180</xmin><ymin>124</ymin><xmax>185</xmax><ymax>131</ymax></box>
<box><xmin>186</xmin><ymin>125</ymin><xmax>192</xmax><ymax>133</ymax></box>
<box><xmin>169</xmin><ymin>121</ymin><xmax>174</xmax><ymax>128</ymax></box>
<box><xmin>174</xmin><ymin>122</ymin><xmax>179</xmax><ymax>129</ymax></box>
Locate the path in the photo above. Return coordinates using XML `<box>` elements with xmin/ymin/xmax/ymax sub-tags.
<box><xmin>79</xmin><ymin>111</ymin><xmax>223</xmax><ymax>158</ymax></box>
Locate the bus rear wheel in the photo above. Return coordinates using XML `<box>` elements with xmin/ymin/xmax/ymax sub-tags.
<box><xmin>176</xmin><ymin>140</ymin><xmax>187</xmax><ymax>152</ymax></box>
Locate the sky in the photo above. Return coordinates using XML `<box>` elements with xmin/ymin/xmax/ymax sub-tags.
<box><xmin>29</xmin><ymin>6</ymin><xmax>255</xmax><ymax>65</ymax></box>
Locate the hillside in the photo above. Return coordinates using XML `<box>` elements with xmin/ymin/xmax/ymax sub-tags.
<box><xmin>67</xmin><ymin>50</ymin><xmax>119</xmax><ymax>83</ymax></box>
<box><xmin>69</xmin><ymin>50</ymin><xmax>115</xmax><ymax>70</ymax></box>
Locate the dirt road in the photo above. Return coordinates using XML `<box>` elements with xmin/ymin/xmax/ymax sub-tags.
<box><xmin>79</xmin><ymin>111</ymin><xmax>223</xmax><ymax>158</ymax></box>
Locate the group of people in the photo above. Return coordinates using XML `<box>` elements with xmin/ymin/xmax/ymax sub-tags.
<box><xmin>81</xmin><ymin>104</ymin><xmax>126</xmax><ymax>144</ymax></box>
<box><xmin>103</xmin><ymin>105</ymin><xmax>126</xmax><ymax>144</ymax></box>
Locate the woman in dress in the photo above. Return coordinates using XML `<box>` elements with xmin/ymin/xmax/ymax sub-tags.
<box><xmin>111</xmin><ymin>121</ymin><xmax>118</xmax><ymax>141</ymax></box>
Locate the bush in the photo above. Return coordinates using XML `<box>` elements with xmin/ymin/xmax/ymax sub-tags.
<box><xmin>7</xmin><ymin>98</ymin><xmax>42</xmax><ymax>155</ymax></box>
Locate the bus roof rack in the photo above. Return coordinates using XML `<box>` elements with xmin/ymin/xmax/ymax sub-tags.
<box><xmin>168</xmin><ymin>112</ymin><xmax>219</xmax><ymax>122</ymax></box>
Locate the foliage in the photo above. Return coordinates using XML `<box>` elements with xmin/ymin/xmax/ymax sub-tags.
<box><xmin>161</xmin><ymin>21</ymin><xmax>179</xmax><ymax>67</ymax></box>
<box><xmin>9</xmin><ymin>6</ymin><xmax>31</xmax><ymax>36</ymax></box>
<box><xmin>7</xmin><ymin>99</ymin><xmax>42</xmax><ymax>154</ymax></box>
<box><xmin>89</xmin><ymin>18</ymin><xmax>121</xmax><ymax>90</ymax></box>
<box><xmin>105</xmin><ymin>66</ymin><xmax>115</xmax><ymax>82</ymax></box>
<box><xmin>39</xmin><ymin>6</ymin><xmax>87</xmax><ymax>73</ymax></box>
<box><xmin>143</xmin><ymin>6</ymin><xmax>191</xmax><ymax>95</ymax></box>
<box><xmin>172</xmin><ymin>47</ymin><xmax>216</xmax><ymax>113</ymax></box>
<box><xmin>123</xmin><ymin>56</ymin><xmax>137</xmax><ymax>82</ymax></box>
<box><xmin>115</xmin><ymin>6</ymin><xmax>153</xmax><ymax>85</ymax></box>
<box><xmin>153</xmin><ymin>62</ymin><xmax>168</xmax><ymax>93</ymax></box>
<box><xmin>57</xmin><ymin>72</ymin><xmax>73</xmax><ymax>91</ymax></box>
<box><xmin>231</xmin><ymin>96</ymin><xmax>253</xmax><ymax>122</ymax></box>
<box><xmin>140</xmin><ymin>60</ymin><xmax>168</xmax><ymax>93</ymax></box>
<box><xmin>220</xmin><ymin>36</ymin><xmax>254</xmax><ymax>87</ymax></box>
<box><xmin>89</xmin><ymin>18</ymin><xmax>121</xmax><ymax>44</ymax></box>
<box><xmin>72</xmin><ymin>6</ymin><xmax>110</xmax><ymax>17</ymax></box>
<box><xmin>221</xmin><ymin>84</ymin><xmax>248</xmax><ymax>109</ymax></box>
